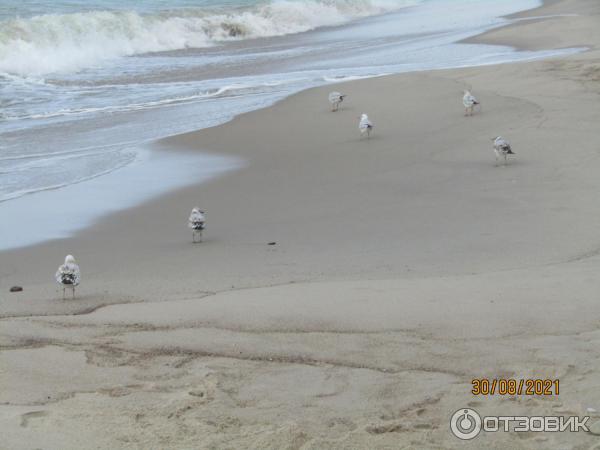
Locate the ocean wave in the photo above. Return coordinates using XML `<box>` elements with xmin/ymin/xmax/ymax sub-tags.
<box><xmin>0</xmin><ymin>146</ymin><xmax>138</xmax><ymax>203</ymax></box>
<box><xmin>0</xmin><ymin>0</ymin><xmax>417</xmax><ymax>76</ymax></box>
<box><xmin>0</xmin><ymin>157</ymin><xmax>135</xmax><ymax>203</ymax></box>
<box><xmin>322</xmin><ymin>73</ymin><xmax>390</xmax><ymax>82</ymax></box>
<box><xmin>0</xmin><ymin>80</ymin><xmax>296</xmax><ymax>121</ymax></box>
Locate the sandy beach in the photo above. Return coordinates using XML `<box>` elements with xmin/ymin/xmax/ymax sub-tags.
<box><xmin>2</xmin><ymin>0</ymin><xmax>600</xmax><ymax>448</ymax></box>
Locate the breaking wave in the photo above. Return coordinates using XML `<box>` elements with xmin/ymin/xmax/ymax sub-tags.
<box><xmin>0</xmin><ymin>0</ymin><xmax>418</xmax><ymax>76</ymax></box>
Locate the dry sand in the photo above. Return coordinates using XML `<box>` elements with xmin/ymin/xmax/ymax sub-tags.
<box><xmin>2</xmin><ymin>0</ymin><xmax>600</xmax><ymax>448</ymax></box>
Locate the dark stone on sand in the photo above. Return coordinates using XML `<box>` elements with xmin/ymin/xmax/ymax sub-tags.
<box><xmin>10</xmin><ymin>286</ymin><xmax>23</xmax><ymax>292</ymax></box>
<box><xmin>268</xmin><ymin>242</ymin><xmax>277</xmax><ymax>245</ymax></box>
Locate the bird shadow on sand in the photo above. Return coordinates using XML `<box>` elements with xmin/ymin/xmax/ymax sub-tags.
<box><xmin>170</xmin><ymin>236</ymin><xmax>218</xmax><ymax>251</ymax></box>
<box><xmin>54</xmin><ymin>294</ymin><xmax>108</xmax><ymax>306</ymax></box>
<box><xmin>471</xmin><ymin>160</ymin><xmax>524</xmax><ymax>171</ymax></box>
<box><xmin>341</xmin><ymin>135</ymin><xmax>383</xmax><ymax>146</ymax></box>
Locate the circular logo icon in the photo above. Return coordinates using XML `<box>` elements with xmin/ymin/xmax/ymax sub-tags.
<box><xmin>450</xmin><ymin>408</ymin><xmax>482</xmax><ymax>440</ymax></box>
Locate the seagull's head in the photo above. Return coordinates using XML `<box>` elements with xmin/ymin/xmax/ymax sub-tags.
<box><xmin>360</xmin><ymin>113</ymin><xmax>368</xmax><ymax>119</ymax></box>
<box><xmin>491</xmin><ymin>136</ymin><xmax>500</xmax><ymax>141</ymax></box>
<box><xmin>65</xmin><ymin>254</ymin><xmax>76</xmax><ymax>264</ymax></box>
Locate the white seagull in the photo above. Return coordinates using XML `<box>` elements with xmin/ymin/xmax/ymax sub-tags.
<box><xmin>188</xmin><ymin>207</ymin><xmax>206</xmax><ymax>243</ymax></box>
<box><xmin>328</xmin><ymin>91</ymin><xmax>346</xmax><ymax>112</ymax></box>
<box><xmin>463</xmin><ymin>90</ymin><xmax>480</xmax><ymax>116</ymax></box>
<box><xmin>359</xmin><ymin>113</ymin><xmax>374</xmax><ymax>138</ymax></box>
<box><xmin>55</xmin><ymin>254</ymin><xmax>81</xmax><ymax>299</ymax></box>
<box><xmin>492</xmin><ymin>136</ymin><xmax>515</xmax><ymax>166</ymax></box>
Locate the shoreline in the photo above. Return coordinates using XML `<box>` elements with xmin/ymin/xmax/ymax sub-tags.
<box><xmin>465</xmin><ymin>0</ymin><xmax>599</xmax><ymax>51</ymax></box>
<box><xmin>0</xmin><ymin>0</ymin><xmax>569</xmax><ymax>253</ymax></box>
<box><xmin>0</xmin><ymin>145</ymin><xmax>242</xmax><ymax>251</ymax></box>
<box><xmin>3</xmin><ymin>0</ymin><xmax>600</xmax><ymax>448</ymax></box>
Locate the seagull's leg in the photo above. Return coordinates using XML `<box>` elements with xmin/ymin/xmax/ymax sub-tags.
<box><xmin>62</xmin><ymin>286</ymin><xmax>65</xmax><ymax>299</ymax></box>
<box><xmin>72</xmin><ymin>286</ymin><xmax>75</xmax><ymax>299</ymax></box>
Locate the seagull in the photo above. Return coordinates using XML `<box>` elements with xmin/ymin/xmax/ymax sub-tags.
<box><xmin>55</xmin><ymin>254</ymin><xmax>81</xmax><ymax>299</ymax></box>
<box><xmin>328</xmin><ymin>91</ymin><xmax>346</xmax><ymax>112</ymax></box>
<box><xmin>492</xmin><ymin>136</ymin><xmax>515</xmax><ymax>166</ymax></box>
<box><xmin>188</xmin><ymin>207</ymin><xmax>206</xmax><ymax>243</ymax></box>
<box><xmin>463</xmin><ymin>90</ymin><xmax>480</xmax><ymax>116</ymax></box>
<box><xmin>359</xmin><ymin>113</ymin><xmax>373</xmax><ymax>138</ymax></box>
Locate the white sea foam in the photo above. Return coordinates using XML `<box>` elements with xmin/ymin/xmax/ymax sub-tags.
<box><xmin>0</xmin><ymin>0</ymin><xmax>418</xmax><ymax>76</ymax></box>
<box><xmin>0</xmin><ymin>79</ymin><xmax>297</xmax><ymax>121</ymax></box>
<box><xmin>323</xmin><ymin>73</ymin><xmax>389</xmax><ymax>82</ymax></box>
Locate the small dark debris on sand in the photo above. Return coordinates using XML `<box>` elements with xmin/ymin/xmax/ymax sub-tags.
<box><xmin>366</xmin><ymin>422</ymin><xmax>405</xmax><ymax>434</ymax></box>
<box><xmin>10</xmin><ymin>286</ymin><xmax>23</xmax><ymax>293</ymax></box>
<box><xmin>268</xmin><ymin>242</ymin><xmax>277</xmax><ymax>245</ymax></box>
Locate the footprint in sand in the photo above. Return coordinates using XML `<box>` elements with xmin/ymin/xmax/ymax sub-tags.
<box><xmin>365</xmin><ymin>422</ymin><xmax>405</xmax><ymax>434</ymax></box>
<box><xmin>326</xmin><ymin>417</ymin><xmax>356</xmax><ymax>432</ymax></box>
<box><xmin>413</xmin><ymin>423</ymin><xmax>435</xmax><ymax>430</ymax></box>
<box><xmin>20</xmin><ymin>411</ymin><xmax>48</xmax><ymax>428</ymax></box>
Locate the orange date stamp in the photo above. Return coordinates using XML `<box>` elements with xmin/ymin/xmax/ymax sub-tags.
<box><xmin>472</xmin><ymin>379</ymin><xmax>559</xmax><ymax>396</ymax></box>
